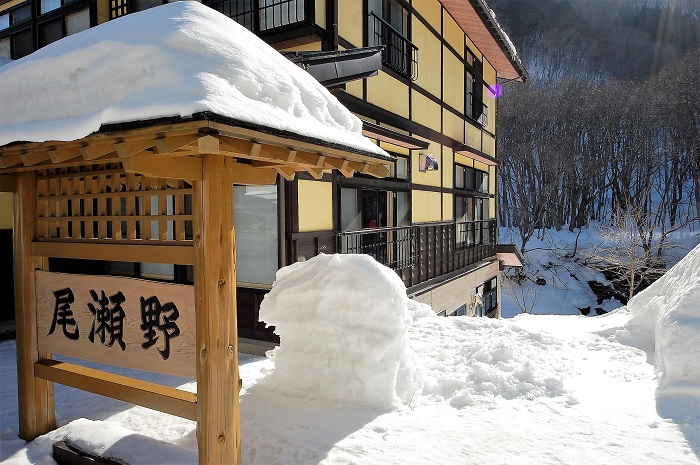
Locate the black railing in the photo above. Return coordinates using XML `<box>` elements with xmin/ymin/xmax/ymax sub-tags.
<box><xmin>205</xmin><ymin>0</ymin><xmax>307</xmax><ymax>34</ymax></box>
<box><xmin>338</xmin><ymin>225</ymin><xmax>418</xmax><ymax>271</ymax></box>
<box><xmin>368</xmin><ymin>12</ymin><xmax>418</xmax><ymax>80</ymax></box>
<box><xmin>337</xmin><ymin>220</ymin><xmax>497</xmax><ymax>289</ymax></box>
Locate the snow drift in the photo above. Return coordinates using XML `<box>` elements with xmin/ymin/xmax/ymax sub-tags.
<box><xmin>258</xmin><ymin>254</ymin><xmax>421</xmax><ymax>408</ymax></box>
<box><xmin>626</xmin><ymin>243</ymin><xmax>700</xmax><ymax>418</ymax></box>
<box><xmin>0</xmin><ymin>2</ymin><xmax>385</xmax><ymax>158</ymax></box>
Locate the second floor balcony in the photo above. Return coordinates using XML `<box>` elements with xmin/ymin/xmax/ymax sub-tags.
<box><xmin>368</xmin><ymin>11</ymin><xmax>418</xmax><ymax>81</ymax></box>
<box><xmin>338</xmin><ymin>220</ymin><xmax>497</xmax><ymax>289</ymax></box>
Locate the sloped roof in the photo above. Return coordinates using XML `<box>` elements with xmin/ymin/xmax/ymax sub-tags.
<box><xmin>441</xmin><ymin>0</ymin><xmax>528</xmax><ymax>81</ymax></box>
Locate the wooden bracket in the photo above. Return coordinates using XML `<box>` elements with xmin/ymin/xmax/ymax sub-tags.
<box><xmin>274</xmin><ymin>166</ymin><xmax>297</xmax><ymax>181</ymax></box>
<box><xmin>306</xmin><ymin>167</ymin><xmax>323</xmax><ymax>180</ymax></box>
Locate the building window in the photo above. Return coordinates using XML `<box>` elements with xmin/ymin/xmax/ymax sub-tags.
<box><xmin>39</xmin><ymin>19</ymin><xmax>62</xmax><ymax>47</ymax></box>
<box><xmin>203</xmin><ymin>0</ymin><xmax>307</xmax><ymax>34</ymax></box>
<box><xmin>476</xmin><ymin>277</ymin><xmax>498</xmax><ymax>317</ymax></box>
<box><xmin>449</xmin><ymin>303</ymin><xmax>467</xmax><ymax>317</ymax></box>
<box><xmin>387</xmin><ymin>153</ymin><xmax>409</xmax><ymax>180</ymax></box>
<box><xmin>0</xmin><ymin>14</ymin><xmax>9</xmax><ymax>31</ymax></box>
<box><xmin>367</xmin><ymin>0</ymin><xmax>417</xmax><ymax>80</ymax></box>
<box><xmin>65</xmin><ymin>8</ymin><xmax>89</xmax><ymax>36</ymax></box>
<box><xmin>41</xmin><ymin>0</ymin><xmax>62</xmax><ymax>14</ymax></box>
<box><xmin>12</xmin><ymin>4</ymin><xmax>32</xmax><ymax>25</ymax></box>
<box><xmin>0</xmin><ymin>37</ymin><xmax>10</xmax><ymax>59</ymax></box>
<box><xmin>234</xmin><ymin>185</ymin><xmax>278</xmax><ymax>285</ymax></box>
<box><xmin>466</xmin><ymin>56</ymin><xmax>485</xmax><ymax>124</ymax></box>
<box><xmin>11</xmin><ymin>28</ymin><xmax>32</xmax><ymax>59</ymax></box>
<box><xmin>455</xmin><ymin>164</ymin><xmax>488</xmax><ymax>193</ymax></box>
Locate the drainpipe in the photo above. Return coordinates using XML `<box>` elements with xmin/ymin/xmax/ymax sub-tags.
<box><xmin>326</xmin><ymin>0</ymin><xmax>339</xmax><ymax>51</ymax></box>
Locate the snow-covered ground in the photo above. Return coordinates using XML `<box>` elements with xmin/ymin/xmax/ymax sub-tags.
<box><xmin>1</xmin><ymin>249</ymin><xmax>699</xmax><ymax>465</ymax></box>
<box><xmin>499</xmin><ymin>226</ymin><xmax>700</xmax><ymax>318</ymax></box>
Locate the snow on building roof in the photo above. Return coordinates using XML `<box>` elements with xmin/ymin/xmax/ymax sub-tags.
<box><xmin>0</xmin><ymin>2</ymin><xmax>388</xmax><ymax>158</ymax></box>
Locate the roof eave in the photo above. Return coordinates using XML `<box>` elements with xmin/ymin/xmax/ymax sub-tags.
<box><xmin>440</xmin><ymin>0</ymin><xmax>528</xmax><ymax>82</ymax></box>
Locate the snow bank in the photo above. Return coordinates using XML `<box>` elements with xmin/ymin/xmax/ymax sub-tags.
<box><xmin>413</xmin><ymin>316</ymin><xmax>571</xmax><ymax>409</ymax></box>
<box><xmin>626</xmin><ymin>243</ymin><xmax>700</xmax><ymax>418</ymax></box>
<box><xmin>258</xmin><ymin>254</ymin><xmax>420</xmax><ymax>408</ymax></box>
<box><xmin>3</xmin><ymin>418</ymin><xmax>196</xmax><ymax>465</ymax></box>
<box><xmin>0</xmin><ymin>2</ymin><xmax>386</xmax><ymax>158</ymax></box>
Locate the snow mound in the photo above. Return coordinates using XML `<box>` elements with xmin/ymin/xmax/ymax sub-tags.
<box><xmin>626</xmin><ymin>243</ymin><xmax>700</xmax><ymax>418</ymax></box>
<box><xmin>411</xmin><ymin>317</ymin><xmax>571</xmax><ymax>408</ymax></box>
<box><xmin>0</xmin><ymin>2</ymin><xmax>385</xmax><ymax>158</ymax></box>
<box><xmin>258</xmin><ymin>254</ymin><xmax>420</xmax><ymax>408</ymax></box>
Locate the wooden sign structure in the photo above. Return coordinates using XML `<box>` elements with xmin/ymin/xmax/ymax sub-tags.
<box><xmin>0</xmin><ymin>115</ymin><xmax>392</xmax><ymax>465</ymax></box>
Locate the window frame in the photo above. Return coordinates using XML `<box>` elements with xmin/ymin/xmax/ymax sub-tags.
<box><xmin>199</xmin><ymin>0</ymin><xmax>315</xmax><ymax>37</ymax></box>
<box><xmin>0</xmin><ymin>0</ymin><xmax>94</xmax><ymax>59</ymax></box>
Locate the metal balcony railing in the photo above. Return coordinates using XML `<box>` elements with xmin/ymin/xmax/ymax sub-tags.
<box><xmin>368</xmin><ymin>12</ymin><xmax>418</xmax><ymax>80</ymax></box>
<box><xmin>338</xmin><ymin>225</ymin><xmax>419</xmax><ymax>271</ymax></box>
<box><xmin>337</xmin><ymin>220</ymin><xmax>497</xmax><ymax>289</ymax></box>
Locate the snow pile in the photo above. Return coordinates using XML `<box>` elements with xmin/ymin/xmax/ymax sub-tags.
<box><xmin>0</xmin><ymin>2</ymin><xmax>386</xmax><ymax>158</ymax></box>
<box><xmin>412</xmin><ymin>317</ymin><xmax>571</xmax><ymax>409</ymax></box>
<box><xmin>626</xmin><ymin>243</ymin><xmax>700</xmax><ymax>418</ymax></box>
<box><xmin>258</xmin><ymin>254</ymin><xmax>420</xmax><ymax>408</ymax></box>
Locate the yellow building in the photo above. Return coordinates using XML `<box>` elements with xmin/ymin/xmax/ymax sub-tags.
<box><xmin>0</xmin><ymin>0</ymin><xmax>526</xmax><ymax>344</ymax></box>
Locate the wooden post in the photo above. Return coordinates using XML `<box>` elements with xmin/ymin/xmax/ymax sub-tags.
<box><xmin>14</xmin><ymin>171</ymin><xmax>55</xmax><ymax>440</ymax></box>
<box><xmin>193</xmin><ymin>155</ymin><xmax>241</xmax><ymax>465</ymax></box>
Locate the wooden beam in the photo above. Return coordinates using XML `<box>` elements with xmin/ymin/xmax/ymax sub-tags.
<box><xmin>79</xmin><ymin>143</ymin><xmax>117</xmax><ymax>161</ymax></box>
<box><xmin>31</xmin><ymin>241</ymin><xmax>194</xmax><ymax>265</ymax></box>
<box><xmin>324</xmin><ymin>158</ymin><xmax>355</xmax><ymax>178</ymax></box>
<box><xmin>291</xmin><ymin>151</ymin><xmax>325</xmax><ymax>167</ymax></box>
<box><xmin>15</xmin><ymin>172</ymin><xmax>55</xmax><ymax>441</ymax></box>
<box><xmin>193</xmin><ymin>155</ymin><xmax>241</xmax><ymax>465</ymax></box>
<box><xmin>366</xmin><ymin>163</ymin><xmax>391</xmax><ymax>178</ymax></box>
<box><xmin>48</xmin><ymin>147</ymin><xmax>81</xmax><ymax>164</ymax></box>
<box><xmin>122</xmin><ymin>154</ymin><xmax>203</xmax><ymax>180</ymax></box>
<box><xmin>0</xmin><ymin>154</ymin><xmax>23</xmax><ymax>169</ymax></box>
<box><xmin>35</xmin><ymin>360</ymin><xmax>197</xmax><ymax>421</ymax></box>
<box><xmin>227</xmin><ymin>162</ymin><xmax>277</xmax><ymax>186</ymax></box>
<box><xmin>0</xmin><ymin>174</ymin><xmax>16</xmax><ymax>192</ymax></box>
<box><xmin>218</xmin><ymin>136</ymin><xmax>267</xmax><ymax>159</ymax></box>
<box><xmin>20</xmin><ymin>151</ymin><xmax>51</xmax><ymax>167</ymax></box>
<box><xmin>115</xmin><ymin>139</ymin><xmax>156</xmax><ymax>158</ymax></box>
<box><xmin>154</xmin><ymin>134</ymin><xmax>200</xmax><ymax>154</ymax></box>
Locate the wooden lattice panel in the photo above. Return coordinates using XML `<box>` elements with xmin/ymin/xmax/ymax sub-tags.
<box><xmin>35</xmin><ymin>165</ymin><xmax>192</xmax><ymax>244</ymax></box>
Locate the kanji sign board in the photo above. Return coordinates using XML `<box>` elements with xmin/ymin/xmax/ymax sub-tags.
<box><xmin>36</xmin><ymin>271</ymin><xmax>196</xmax><ymax>378</ymax></box>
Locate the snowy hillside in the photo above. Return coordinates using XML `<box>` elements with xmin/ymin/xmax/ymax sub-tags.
<box><xmin>500</xmin><ymin>226</ymin><xmax>700</xmax><ymax>318</ymax></box>
<box><xmin>1</xmin><ymin>252</ymin><xmax>699</xmax><ymax>465</ymax></box>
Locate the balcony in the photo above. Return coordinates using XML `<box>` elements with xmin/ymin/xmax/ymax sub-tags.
<box><xmin>337</xmin><ymin>220</ymin><xmax>497</xmax><ymax>289</ymax></box>
<box><xmin>368</xmin><ymin>12</ymin><xmax>418</xmax><ymax>81</ymax></box>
